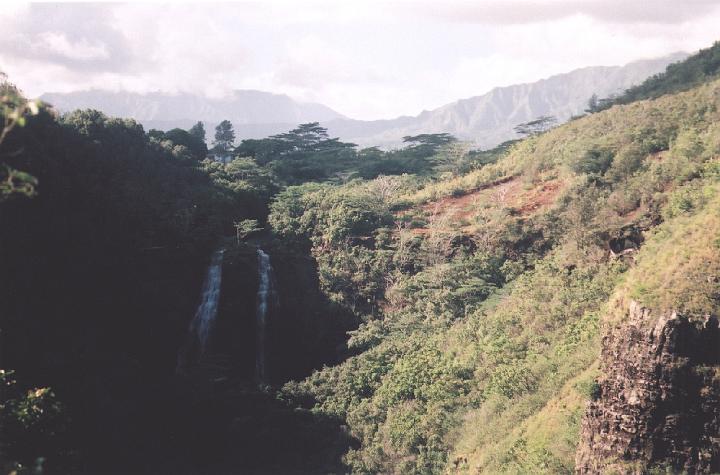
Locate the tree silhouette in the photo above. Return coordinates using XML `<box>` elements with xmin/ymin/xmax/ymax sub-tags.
<box><xmin>513</xmin><ymin>115</ymin><xmax>557</xmax><ymax>137</ymax></box>
<box><xmin>213</xmin><ymin>120</ymin><xmax>235</xmax><ymax>155</ymax></box>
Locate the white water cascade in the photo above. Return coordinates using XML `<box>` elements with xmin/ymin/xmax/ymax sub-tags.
<box><xmin>255</xmin><ymin>248</ymin><xmax>276</xmax><ymax>384</ymax></box>
<box><xmin>187</xmin><ymin>249</ymin><xmax>225</xmax><ymax>356</ymax></box>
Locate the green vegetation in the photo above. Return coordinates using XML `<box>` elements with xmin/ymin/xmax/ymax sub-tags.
<box><xmin>0</xmin><ymin>370</ymin><xmax>68</xmax><ymax>474</ymax></box>
<box><xmin>0</xmin><ymin>75</ymin><xmax>489</xmax><ymax>471</ymax></box>
<box><xmin>620</xmin><ymin>181</ymin><xmax>720</xmax><ymax>320</ymax></box>
<box><xmin>274</xmin><ymin>76</ymin><xmax>720</xmax><ymax>473</ymax></box>
<box><xmin>0</xmin><ymin>75</ymin><xmax>40</xmax><ymax>200</ymax></box>
<box><xmin>3</xmin><ymin>40</ymin><xmax>720</xmax><ymax>474</ymax></box>
<box><xmin>0</xmin><ymin>83</ymin><xmax>275</xmax><ymax>471</ymax></box>
<box><xmin>149</xmin><ymin>125</ymin><xmax>208</xmax><ymax>160</ymax></box>
<box><xmin>514</xmin><ymin>115</ymin><xmax>557</xmax><ymax>137</ymax></box>
<box><xmin>212</xmin><ymin>119</ymin><xmax>236</xmax><ymax>156</ymax></box>
<box><xmin>234</xmin><ymin>123</ymin><xmax>470</xmax><ymax>184</ymax></box>
<box><xmin>589</xmin><ymin>41</ymin><xmax>720</xmax><ymax>112</ymax></box>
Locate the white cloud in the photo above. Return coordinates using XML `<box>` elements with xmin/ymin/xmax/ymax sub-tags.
<box><xmin>1</xmin><ymin>1</ymin><xmax>719</xmax><ymax>120</ymax></box>
<box><xmin>37</xmin><ymin>32</ymin><xmax>110</xmax><ymax>61</ymax></box>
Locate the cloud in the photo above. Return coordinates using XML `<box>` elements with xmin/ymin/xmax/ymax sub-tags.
<box><xmin>35</xmin><ymin>32</ymin><xmax>109</xmax><ymax>61</ymax></box>
<box><xmin>0</xmin><ymin>1</ymin><xmax>719</xmax><ymax>119</ymax></box>
<box><xmin>272</xmin><ymin>35</ymin><xmax>390</xmax><ymax>90</ymax></box>
<box><xmin>0</xmin><ymin>3</ymin><xmax>137</xmax><ymax>72</ymax></box>
<box><xmin>408</xmin><ymin>0</ymin><xmax>720</xmax><ymax>25</ymax></box>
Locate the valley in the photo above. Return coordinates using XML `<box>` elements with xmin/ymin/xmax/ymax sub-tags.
<box><xmin>1</xmin><ymin>26</ymin><xmax>719</xmax><ymax>475</ymax></box>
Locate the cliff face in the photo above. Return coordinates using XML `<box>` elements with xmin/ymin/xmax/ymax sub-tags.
<box><xmin>211</xmin><ymin>243</ymin><xmax>356</xmax><ymax>385</ymax></box>
<box><xmin>265</xmin><ymin>244</ymin><xmax>357</xmax><ymax>384</ymax></box>
<box><xmin>576</xmin><ymin>300</ymin><xmax>720</xmax><ymax>474</ymax></box>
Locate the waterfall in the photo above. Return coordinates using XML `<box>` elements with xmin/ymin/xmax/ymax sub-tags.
<box><xmin>177</xmin><ymin>249</ymin><xmax>224</xmax><ymax>373</ymax></box>
<box><xmin>255</xmin><ymin>248</ymin><xmax>276</xmax><ymax>384</ymax></box>
<box><xmin>191</xmin><ymin>249</ymin><xmax>225</xmax><ymax>353</ymax></box>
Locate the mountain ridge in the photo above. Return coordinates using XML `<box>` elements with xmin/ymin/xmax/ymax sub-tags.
<box><xmin>40</xmin><ymin>89</ymin><xmax>345</xmax><ymax>137</ymax></box>
<box><xmin>323</xmin><ymin>52</ymin><xmax>689</xmax><ymax>148</ymax></box>
<box><xmin>40</xmin><ymin>52</ymin><xmax>688</xmax><ymax>148</ymax></box>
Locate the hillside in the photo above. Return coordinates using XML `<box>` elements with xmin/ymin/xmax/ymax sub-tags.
<box><xmin>274</xmin><ymin>74</ymin><xmax>720</xmax><ymax>473</ymax></box>
<box><xmin>324</xmin><ymin>53</ymin><xmax>687</xmax><ymax>148</ymax></box>
<box><xmin>599</xmin><ymin>40</ymin><xmax>720</xmax><ymax>109</ymax></box>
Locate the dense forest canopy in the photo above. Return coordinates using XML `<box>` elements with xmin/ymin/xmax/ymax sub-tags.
<box><xmin>0</xmin><ymin>75</ymin><xmax>483</xmax><ymax>472</ymax></box>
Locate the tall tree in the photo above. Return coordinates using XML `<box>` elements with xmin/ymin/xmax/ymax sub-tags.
<box><xmin>513</xmin><ymin>115</ymin><xmax>557</xmax><ymax>137</ymax></box>
<box><xmin>436</xmin><ymin>141</ymin><xmax>472</xmax><ymax>175</ymax></box>
<box><xmin>238</xmin><ymin>122</ymin><xmax>355</xmax><ymax>166</ymax></box>
<box><xmin>585</xmin><ymin>94</ymin><xmax>599</xmax><ymax>114</ymax></box>
<box><xmin>402</xmin><ymin>133</ymin><xmax>456</xmax><ymax>157</ymax></box>
<box><xmin>189</xmin><ymin>121</ymin><xmax>206</xmax><ymax>142</ymax></box>
<box><xmin>213</xmin><ymin>120</ymin><xmax>235</xmax><ymax>155</ymax></box>
<box><xmin>270</xmin><ymin>122</ymin><xmax>335</xmax><ymax>153</ymax></box>
<box><xmin>163</xmin><ymin>127</ymin><xmax>207</xmax><ymax>160</ymax></box>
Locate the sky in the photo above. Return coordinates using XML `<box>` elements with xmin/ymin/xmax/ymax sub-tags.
<box><xmin>1</xmin><ymin>1</ymin><xmax>719</xmax><ymax>120</ymax></box>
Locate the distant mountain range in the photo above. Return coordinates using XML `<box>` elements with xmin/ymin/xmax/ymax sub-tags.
<box><xmin>40</xmin><ymin>89</ymin><xmax>345</xmax><ymax>140</ymax></box>
<box><xmin>41</xmin><ymin>52</ymin><xmax>687</xmax><ymax>150</ymax></box>
<box><xmin>324</xmin><ymin>52</ymin><xmax>688</xmax><ymax>148</ymax></box>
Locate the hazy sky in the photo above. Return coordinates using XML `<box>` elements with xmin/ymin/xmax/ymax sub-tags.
<box><xmin>1</xmin><ymin>1</ymin><xmax>719</xmax><ymax>120</ymax></box>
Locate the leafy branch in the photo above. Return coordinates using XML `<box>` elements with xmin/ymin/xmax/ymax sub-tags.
<box><xmin>0</xmin><ymin>74</ymin><xmax>41</xmax><ymax>200</ymax></box>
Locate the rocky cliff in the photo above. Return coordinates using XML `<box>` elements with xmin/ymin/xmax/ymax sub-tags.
<box><xmin>576</xmin><ymin>300</ymin><xmax>720</xmax><ymax>474</ymax></box>
<box><xmin>210</xmin><ymin>242</ymin><xmax>355</xmax><ymax>385</ymax></box>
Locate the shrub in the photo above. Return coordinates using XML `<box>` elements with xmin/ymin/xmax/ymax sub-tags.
<box><xmin>568</xmin><ymin>147</ymin><xmax>614</xmax><ymax>177</ymax></box>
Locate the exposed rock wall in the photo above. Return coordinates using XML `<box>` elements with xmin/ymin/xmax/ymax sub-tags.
<box><xmin>576</xmin><ymin>300</ymin><xmax>720</xmax><ymax>474</ymax></box>
<box><xmin>214</xmin><ymin>243</ymin><xmax>356</xmax><ymax>385</ymax></box>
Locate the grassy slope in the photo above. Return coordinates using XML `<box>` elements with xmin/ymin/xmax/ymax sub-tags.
<box><xmin>450</xmin><ymin>82</ymin><xmax>720</xmax><ymax>473</ymax></box>
<box><xmin>278</xmin><ymin>78</ymin><xmax>720</xmax><ymax>473</ymax></box>
<box><xmin>619</xmin><ymin>182</ymin><xmax>720</xmax><ymax>320</ymax></box>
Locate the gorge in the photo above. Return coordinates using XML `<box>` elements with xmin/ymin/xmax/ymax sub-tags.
<box><xmin>1</xmin><ymin>33</ymin><xmax>720</xmax><ymax>475</ymax></box>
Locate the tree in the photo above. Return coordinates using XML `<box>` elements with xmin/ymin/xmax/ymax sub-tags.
<box><xmin>147</xmin><ymin>129</ymin><xmax>165</xmax><ymax>140</ymax></box>
<box><xmin>423</xmin><ymin>206</ymin><xmax>454</xmax><ymax>266</ymax></box>
<box><xmin>1</xmin><ymin>75</ymin><xmax>40</xmax><ymax>200</ymax></box>
<box><xmin>585</xmin><ymin>93</ymin><xmax>615</xmax><ymax>114</ymax></box>
<box><xmin>513</xmin><ymin>115</ymin><xmax>557</xmax><ymax>137</ymax></box>
<box><xmin>585</xmin><ymin>94</ymin><xmax>600</xmax><ymax>114</ymax></box>
<box><xmin>234</xmin><ymin>123</ymin><xmax>357</xmax><ymax>183</ymax></box>
<box><xmin>569</xmin><ymin>147</ymin><xmax>614</xmax><ymax>177</ymax></box>
<box><xmin>0</xmin><ymin>370</ymin><xmax>67</xmax><ymax>472</ymax></box>
<box><xmin>234</xmin><ymin>219</ymin><xmax>263</xmax><ymax>244</ymax></box>
<box><xmin>370</xmin><ymin>175</ymin><xmax>402</xmax><ymax>209</ymax></box>
<box><xmin>358</xmin><ymin>147</ymin><xmax>384</xmax><ymax>160</ymax></box>
<box><xmin>213</xmin><ymin>120</ymin><xmax>235</xmax><ymax>155</ymax></box>
<box><xmin>163</xmin><ymin>128</ymin><xmax>207</xmax><ymax>160</ymax></box>
<box><xmin>436</xmin><ymin>141</ymin><xmax>472</xmax><ymax>175</ymax></box>
<box><xmin>585</xmin><ymin>94</ymin><xmax>599</xmax><ymax>114</ymax></box>
<box><xmin>402</xmin><ymin>133</ymin><xmax>456</xmax><ymax>157</ymax></box>
<box><xmin>189</xmin><ymin>121</ymin><xmax>206</xmax><ymax>142</ymax></box>
<box><xmin>268</xmin><ymin>122</ymin><xmax>355</xmax><ymax>157</ymax></box>
<box><xmin>272</xmin><ymin>122</ymin><xmax>328</xmax><ymax>151</ymax></box>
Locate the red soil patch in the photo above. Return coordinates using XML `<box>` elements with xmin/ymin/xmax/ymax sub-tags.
<box><xmin>421</xmin><ymin>176</ymin><xmax>519</xmax><ymax>220</ymax></box>
<box><xmin>400</xmin><ymin>175</ymin><xmax>564</xmax><ymax>235</ymax></box>
<box><xmin>516</xmin><ymin>179</ymin><xmax>562</xmax><ymax>216</ymax></box>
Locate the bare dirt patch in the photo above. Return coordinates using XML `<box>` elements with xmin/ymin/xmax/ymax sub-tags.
<box><xmin>397</xmin><ymin>175</ymin><xmax>564</xmax><ymax>236</ymax></box>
